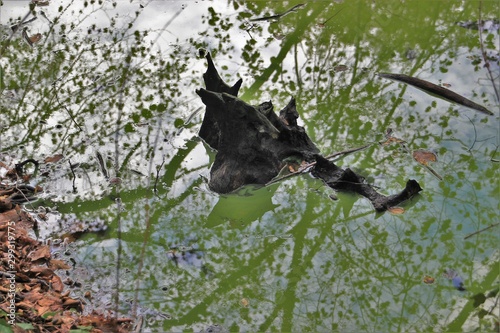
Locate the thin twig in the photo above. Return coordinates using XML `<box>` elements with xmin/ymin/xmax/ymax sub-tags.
<box><xmin>478</xmin><ymin>1</ymin><xmax>500</xmax><ymax>102</ymax></box>
<box><xmin>133</xmin><ymin>316</ymin><xmax>144</xmax><ymax>333</ymax></box>
<box><xmin>422</xmin><ymin>164</ymin><xmax>443</xmax><ymax>181</ymax></box>
<box><xmin>154</xmin><ymin>157</ymin><xmax>166</xmax><ymax>195</ymax></box>
<box><xmin>487</xmin><ymin>294</ymin><xmax>499</xmax><ymax>316</ymax></box>
<box><xmin>491</xmin><ymin>145</ymin><xmax>499</xmax><ymax>162</ymax></box>
<box><xmin>10</xmin><ymin>16</ymin><xmax>37</xmax><ymax>33</ymax></box>
<box><xmin>250</xmin><ymin>4</ymin><xmax>305</xmax><ymax>22</ymax></box>
<box><xmin>0</xmin><ymin>11</ymin><xmax>32</xmax><ymax>57</ymax></box>
<box><xmin>318</xmin><ymin>8</ymin><xmax>344</xmax><ymax>26</ymax></box>
<box><xmin>95</xmin><ymin>151</ymin><xmax>109</xmax><ymax>179</ymax></box>
<box><xmin>266</xmin><ymin>143</ymin><xmax>373</xmax><ymax>186</ymax></box>
<box><xmin>464</xmin><ymin>114</ymin><xmax>477</xmax><ymax>151</ymax></box>
<box><xmin>464</xmin><ymin>222</ymin><xmax>500</xmax><ymax>240</ymax></box>
<box><xmin>324</xmin><ymin>143</ymin><xmax>373</xmax><ymax>160</ymax></box>
<box><xmin>68</xmin><ymin>159</ymin><xmax>77</xmax><ymax>193</ymax></box>
<box><xmin>54</xmin><ymin>87</ymin><xmax>83</xmax><ymax>132</ymax></box>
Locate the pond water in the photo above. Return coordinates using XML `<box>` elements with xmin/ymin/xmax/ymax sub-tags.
<box><xmin>1</xmin><ymin>0</ymin><xmax>499</xmax><ymax>332</ymax></box>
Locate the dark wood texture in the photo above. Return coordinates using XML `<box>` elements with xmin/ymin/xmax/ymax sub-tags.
<box><xmin>197</xmin><ymin>53</ymin><xmax>422</xmax><ymax>211</ymax></box>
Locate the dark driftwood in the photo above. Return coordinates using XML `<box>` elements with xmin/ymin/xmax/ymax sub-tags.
<box><xmin>311</xmin><ymin>156</ymin><xmax>422</xmax><ymax>211</ymax></box>
<box><xmin>197</xmin><ymin>53</ymin><xmax>422</xmax><ymax>211</ymax></box>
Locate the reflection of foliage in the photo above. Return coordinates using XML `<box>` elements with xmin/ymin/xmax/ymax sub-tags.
<box><xmin>1</xmin><ymin>1</ymin><xmax>499</xmax><ymax>332</ymax></box>
<box><xmin>0</xmin><ymin>1</ymin><xmax>202</xmax><ymax>201</ymax></box>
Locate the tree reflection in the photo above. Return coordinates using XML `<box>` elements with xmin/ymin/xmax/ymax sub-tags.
<box><xmin>1</xmin><ymin>0</ymin><xmax>498</xmax><ymax>332</ymax></box>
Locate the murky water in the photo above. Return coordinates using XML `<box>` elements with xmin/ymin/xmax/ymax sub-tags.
<box><xmin>1</xmin><ymin>1</ymin><xmax>499</xmax><ymax>332</ymax></box>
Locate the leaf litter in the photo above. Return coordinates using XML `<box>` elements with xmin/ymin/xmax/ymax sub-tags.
<box><xmin>0</xmin><ymin>160</ymin><xmax>133</xmax><ymax>332</ymax></box>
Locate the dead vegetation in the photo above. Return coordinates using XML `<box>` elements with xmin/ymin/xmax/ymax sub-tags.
<box><xmin>0</xmin><ymin>164</ymin><xmax>132</xmax><ymax>333</ymax></box>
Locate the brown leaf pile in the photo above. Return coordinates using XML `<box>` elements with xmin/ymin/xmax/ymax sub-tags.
<box><xmin>0</xmin><ymin>204</ymin><xmax>132</xmax><ymax>332</ymax></box>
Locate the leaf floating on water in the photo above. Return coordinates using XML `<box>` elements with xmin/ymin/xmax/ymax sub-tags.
<box><xmin>423</xmin><ymin>275</ymin><xmax>435</xmax><ymax>284</ymax></box>
<box><xmin>109</xmin><ymin>177</ymin><xmax>122</xmax><ymax>186</ymax></box>
<box><xmin>22</xmin><ymin>29</ymin><xmax>43</xmax><ymax>47</ymax></box>
<box><xmin>380</xmin><ymin>136</ymin><xmax>406</xmax><ymax>146</ymax></box>
<box><xmin>49</xmin><ymin>259</ymin><xmax>71</xmax><ymax>270</ymax></box>
<box><xmin>387</xmin><ymin>206</ymin><xmax>405</xmax><ymax>214</ymax></box>
<box><xmin>378</xmin><ymin>73</ymin><xmax>494</xmax><ymax>115</ymax></box>
<box><xmin>44</xmin><ymin>154</ymin><xmax>63</xmax><ymax>163</ymax></box>
<box><xmin>333</xmin><ymin>65</ymin><xmax>349</xmax><ymax>72</ymax></box>
<box><xmin>380</xmin><ymin>128</ymin><xmax>406</xmax><ymax>145</ymax></box>
<box><xmin>413</xmin><ymin>149</ymin><xmax>442</xmax><ymax>180</ymax></box>
<box><xmin>29</xmin><ymin>33</ymin><xmax>43</xmax><ymax>44</ymax></box>
<box><xmin>412</xmin><ymin>149</ymin><xmax>437</xmax><ymax>166</ymax></box>
<box><xmin>329</xmin><ymin>193</ymin><xmax>338</xmax><ymax>201</ymax></box>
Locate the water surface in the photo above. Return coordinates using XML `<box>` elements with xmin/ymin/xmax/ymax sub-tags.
<box><xmin>0</xmin><ymin>1</ymin><xmax>499</xmax><ymax>332</ymax></box>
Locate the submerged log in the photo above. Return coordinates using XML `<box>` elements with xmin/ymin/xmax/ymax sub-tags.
<box><xmin>196</xmin><ymin>89</ymin><xmax>319</xmax><ymax>194</ymax></box>
<box><xmin>311</xmin><ymin>156</ymin><xmax>422</xmax><ymax>211</ymax></box>
<box><xmin>197</xmin><ymin>52</ymin><xmax>422</xmax><ymax>211</ymax></box>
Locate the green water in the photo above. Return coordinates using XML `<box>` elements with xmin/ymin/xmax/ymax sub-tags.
<box><xmin>1</xmin><ymin>0</ymin><xmax>499</xmax><ymax>332</ymax></box>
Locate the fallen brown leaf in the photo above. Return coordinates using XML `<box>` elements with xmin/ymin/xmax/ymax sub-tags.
<box><xmin>37</xmin><ymin>294</ymin><xmax>60</xmax><ymax>307</ymax></box>
<box><xmin>380</xmin><ymin>136</ymin><xmax>406</xmax><ymax>145</ymax></box>
<box><xmin>412</xmin><ymin>149</ymin><xmax>437</xmax><ymax>166</ymax></box>
<box><xmin>16</xmin><ymin>300</ymin><xmax>35</xmax><ymax>309</ymax></box>
<box><xmin>29</xmin><ymin>245</ymin><xmax>51</xmax><ymax>261</ymax></box>
<box><xmin>63</xmin><ymin>298</ymin><xmax>81</xmax><ymax>307</ymax></box>
<box><xmin>49</xmin><ymin>259</ymin><xmax>71</xmax><ymax>270</ymax></box>
<box><xmin>388</xmin><ymin>207</ymin><xmax>405</xmax><ymax>215</ymax></box>
<box><xmin>44</xmin><ymin>154</ymin><xmax>63</xmax><ymax>163</ymax></box>
<box><xmin>51</xmin><ymin>275</ymin><xmax>64</xmax><ymax>293</ymax></box>
<box><xmin>21</xmin><ymin>289</ymin><xmax>43</xmax><ymax>303</ymax></box>
<box><xmin>423</xmin><ymin>275</ymin><xmax>435</xmax><ymax>284</ymax></box>
<box><xmin>30</xmin><ymin>266</ymin><xmax>54</xmax><ymax>277</ymax></box>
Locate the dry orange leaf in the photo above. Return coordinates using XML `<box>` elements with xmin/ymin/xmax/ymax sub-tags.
<box><xmin>423</xmin><ymin>275</ymin><xmax>435</xmax><ymax>284</ymax></box>
<box><xmin>388</xmin><ymin>206</ymin><xmax>405</xmax><ymax>215</ymax></box>
<box><xmin>62</xmin><ymin>298</ymin><xmax>81</xmax><ymax>307</ymax></box>
<box><xmin>49</xmin><ymin>259</ymin><xmax>71</xmax><ymax>270</ymax></box>
<box><xmin>16</xmin><ymin>300</ymin><xmax>35</xmax><ymax>309</ymax></box>
<box><xmin>22</xmin><ymin>289</ymin><xmax>43</xmax><ymax>303</ymax></box>
<box><xmin>30</xmin><ymin>266</ymin><xmax>54</xmax><ymax>277</ymax></box>
<box><xmin>29</xmin><ymin>33</ymin><xmax>43</xmax><ymax>44</ymax></box>
<box><xmin>37</xmin><ymin>295</ymin><xmax>59</xmax><ymax>307</ymax></box>
<box><xmin>51</xmin><ymin>275</ymin><xmax>64</xmax><ymax>293</ymax></box>
<box><xmin>29</xmin><ymin>245</ymin><xmax>51</xmax><ymax>261</ymax></box>
<box><xmin>413</xmin><ymin>149</ymin><xmax>437</xmax><ymax>166</ymax></box>
<box><xmin>44</xmin><ymin>154</ymin><xmax>63</xmax><ymax>163</ymax></box>
<box><xmin>23</xmin><ymin>29</ymin><xmax>43</xmax><ymax>46</ymax></box>
<box><xmin>37</xmin><ymin>306</ymin><xmax>51</xmax><ymax>316</ymax></box>
<box><xmin>380</xmin><ymin>136</ymin><xmax>406</xmax><ymax>145</ymax></box>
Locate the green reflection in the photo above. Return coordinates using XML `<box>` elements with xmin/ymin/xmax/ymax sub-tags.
<box><xmin>1</xmin><ymin>0</ymin><xmax>498</xmax><ymax>332</ymax></box>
